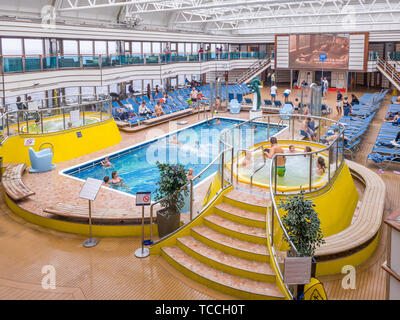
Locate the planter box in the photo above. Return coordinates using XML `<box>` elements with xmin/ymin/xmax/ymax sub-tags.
<box><xmin>156</xmin><ymin>207</ymin><xmax>181</xmax><ymax>239</ymax></box>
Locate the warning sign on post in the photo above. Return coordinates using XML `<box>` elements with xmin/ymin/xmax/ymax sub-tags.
<box><xmin>136</xmin><ymin>192</ymin><xmax>151</xmax><ymax>206</ymax></box>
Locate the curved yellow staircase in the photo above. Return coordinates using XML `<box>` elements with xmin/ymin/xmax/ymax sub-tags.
<box><xmin>158</xmin><ymin>189</ymin><xmax>286</xmax><ymax>300</ymax></box>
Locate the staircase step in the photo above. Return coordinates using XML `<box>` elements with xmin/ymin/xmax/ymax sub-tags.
<box><xmin>224</xmin><ymin>189</ymin><xmax>270</xmax><ymax>213</ymax></box>
<box><xmin>214</xmin><ymin>202</ymin><xmax>266</xmax><ymax>228</ymax></box>
<box><xmin>162</xmin><ymin>246</ymin><xmax>284</xmax><ymax>300</ymax></box>
<box><xmin>204</xmin><ymin>214</ymin><xmax>266</xmax><ymax>244</ymax></box>
<box><xmin>191</xmin><ymin>225</ymin><xmax>269</xmax><ymax>262</ymax></box>
<box><xmin>177</xmin><ymin>236</ymin><xmax>275</xmax><ymax>282</ymax></box>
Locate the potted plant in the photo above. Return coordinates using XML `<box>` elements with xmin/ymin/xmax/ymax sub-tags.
<box><xmin>279</xmin><ymin>192</ymin><xmax>325</xmax><ymax>298</ymax></box>
<box><xmin>279</xmin><ymin>192</ymin><xmax>325</xmax><ymax>257</ymax></box>
<box><xmin>154</xmin><ymin>162</ymin><xmax>189</xmax><ymax>239</ymax></box>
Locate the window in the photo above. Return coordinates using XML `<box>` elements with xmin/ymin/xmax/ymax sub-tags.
<box><xmin>65</xmin><ymin>87</ymin><xmax>80</xmax><ymax>97</ymax></box>
<box><xmin>108</xmin><ymin>41</ymin><xmax>117</xmax><ymax>54</ymax></box>
<box><xmin>178</xmin><ymin>75</ymin><xmax>185</xmax><ymax>85</ymax></box>
<box><xmin>24</xmin><ymin>39</ymin><xmax>43</xmax><ymax>55</ymax></box>
<box><xmin>178</xmin><ymin>43</ymin><xmax>184</xmax><ymax>53</ymax></box>
<box><xmin>63</xmin><ymin>40</ymin><xmax>78</xmax><ymax>55</ymax></box>
<box><xmin>124</xmin><ymin>41</ymin><xmax>131</xmax><ymax>54</ymax></box>
<box><xmin>96</xmin><ymin>86</ymin><xmax>108</xmax><ymax>96</ymax></box>
<box><xmin>132</xmin><ymin>80</ymin><xmax>142</xmax><ymax>92</ymax></box>
<box><xmin>80</xmin><ymin>41</ymin><xmax>93</xmax><ymax>55</ymax></box>
<box><xmin>109</xmin><ymin>83</ymin><xmax>118</xmax><ymax>94</ymax></box>
<box><xmin>132</xmin><ymin>42</ymin><xmax>141</xmax><ymax>54</ymax></box>
<box><xmin>153</xmin><ymin>79</ymin><xmax>161</xmax><ymax>89</ymax></box>
<box><xmin>144</xmin><ymin>80</ymin><xmax>152</xmax><ymax>91</ymax></box>
<box><xmin>81</xmin><ymin>86</ymin><xmax>95</xmax><ymax>97</ymax></box>
<box><xmin>28</xmin><ymin>91</ymin><xmax>46</xmax><ymax>107</ymax></box>
<box><xmin>152</xmin><ymin>42</ymin><xmax>161</xmax><ymax>54</ymax></box>
<box><xmin>2</xmin><ymin>38</ymin><xmax>23</xmax><ymax>55</ymax></box>
<box><xmin>171</xmin><ymin>78</ymin><xmax>177</xmax><ymax>88</ymax></box>
<box><xmin>94</xmin><ymin>41</ymin><xmax>107</xmax><ymax>55</ymax></box>
<box><xmin>143</xmin><ymin>42</ymin><xmax>151</xmax><ymax>54</ymax></box>
<box><xmin>185</xmin><ymin>43</ymin><xmax>192</xmax><ymax>54</ymax></box>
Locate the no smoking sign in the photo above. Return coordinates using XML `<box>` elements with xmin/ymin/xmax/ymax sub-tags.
<box><xmin>136</xmin><ymin>192</ymin><xmax>152</xmax><ymax>206</ymax></box>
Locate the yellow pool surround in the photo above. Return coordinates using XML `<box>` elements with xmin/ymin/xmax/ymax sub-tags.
<box><xmin>0</xmin><ymin>117</ymin><xmax>121</xmax><ymax>164</ymax></box>
<box><xmin>233</xmin><ymin>140</ymin><xmax>331</xmax><ymax>192</ymax></box>
<box><xmin>4</xmin><ymin>193</ymin><xmax>158</xmax><ymax>238</ymax></box>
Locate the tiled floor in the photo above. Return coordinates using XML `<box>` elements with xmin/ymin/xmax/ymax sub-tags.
<box><xmin>0</xmin><ymin>86</ymin><xmax>393</xmax><ymax>300</ymax></box>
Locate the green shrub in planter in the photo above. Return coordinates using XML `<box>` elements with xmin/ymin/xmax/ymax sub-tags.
<box><xmin>279</xmin><ymin>192</ymin><xmax>325</xmax><ymax>257</ymax></box>
<box><xmin>154</xmin><ymin>162</ymin><xmax>189</xmax><ymax>238</ymax></box>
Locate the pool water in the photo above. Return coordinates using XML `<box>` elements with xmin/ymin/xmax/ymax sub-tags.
<box><xmin>24</xmin><ymin>116</ymin><xmax>99</xmax><ymax>133</ymax></box>
<box><xmin>64</xmin><ymin>118</ymin><xmax>282</xmax><ymax>199</ymax></box>
<box><xmin>238</xmin><ymin>148</ymin><xmax>329</xmax><ymax>189</ymax></box>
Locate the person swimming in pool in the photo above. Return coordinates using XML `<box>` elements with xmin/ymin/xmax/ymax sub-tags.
<box><xmin>316</xmin><ymin>157</ymin><xmax>326</xmax><ymax>176</ymax></box>
<box><xmin>110</xmin><ymin>171</ymin><xmax>131</xmax><ymax>191</ymax></box>
<box><xmin>110</xmin><ymin>171</ymin><xmax>123</xmax><ymax>185</ymax></box>
<box><xmin>304</xmin><ymin>146</ymin><xmax>312</xmax><ymax>157</ymax></box>
<box><xmin>101</xmin><ymin>156</ymin><xmax>112</xmax><ymax>168</ymax></box>
<box><xmin>263</xmin><ymin>137</ymin><xmax>286</xmax><ymax>177</ymax></box>
<box><xmin>103</xmin><ymin>176</ymin><xmax>110</xmax><ymax>187</ymax></box>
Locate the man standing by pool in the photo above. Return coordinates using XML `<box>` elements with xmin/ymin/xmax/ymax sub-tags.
<box><xmin>264</xmin><ymin>137</ymin><xmax>286</xmax><ymax>177</ymax></box>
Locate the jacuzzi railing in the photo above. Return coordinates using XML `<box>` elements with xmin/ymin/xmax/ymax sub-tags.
<box><xmin>219</xmin><ymin>113</ymin><xmax>346</xmax><ymax>299</ymax></box>
<box><xmin>0</xmin><ymin>94</ymin><xmax>112</xmax><ymax>140</ymax></box>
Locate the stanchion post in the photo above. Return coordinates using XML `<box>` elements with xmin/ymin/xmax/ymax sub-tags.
<box><xmin>83</xmin><ymin>199</ymin><xmax>98</xmax><ymax>248</ymax></box>
<box><xmin>135</xmin><ymin>192</ymin><xmax>151</xmax><ymax>258</ymax></box>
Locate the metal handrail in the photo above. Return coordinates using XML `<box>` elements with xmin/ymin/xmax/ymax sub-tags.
<box><xmin>377</xmin><ymin>55</ymin><xmax>400</xmax><ymax>85</ymax></box>
<box><xmin>237</xmin><ymin>57</ymin><xmax>271</xmax><ymax>83</ymax></box>
<box><xmin>266</xmin><ymin>114</ymin><xmax>346</xmax><ymax>296</ymax></box>
<box><xmin>2</xmin><ymin>93</ymin><xmax>109</xmax><ymax>112</ymax></box>
<box><xmin>0</xmin><ymin>97</ymin><xmax>112</xmax><ymax>137</ymax></box>
<box><xmin>149</xmin><ymin>147</ymin><xmax>233</xmax><ymax>243</ymax></box>
<box><xmin>219</xmin><ymin>112</ymin><xmax>346</xmax><ymax>299</ymax></box>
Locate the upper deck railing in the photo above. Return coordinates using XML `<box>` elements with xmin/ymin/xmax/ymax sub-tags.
<box><xmin>0</xmin><ymin>51</ymin><xmax>273</xmax><ymax>73</ymax></box>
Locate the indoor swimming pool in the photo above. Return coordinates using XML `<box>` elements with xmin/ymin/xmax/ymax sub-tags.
<box><xmin>63</xmin><ymin>117</ymin><xmax>283</xmax><ymax>199</ymax></box>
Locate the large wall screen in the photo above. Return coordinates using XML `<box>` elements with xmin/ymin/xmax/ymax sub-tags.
<box><xmin>289</xmin><ymin>34</ymin><xmax>350</xmax><ymax>70</ymax></box>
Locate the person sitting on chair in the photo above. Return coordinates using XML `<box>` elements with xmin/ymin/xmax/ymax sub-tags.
<box><xmin>155</xmin><ymin>101</ymin><xmax>165</xmax><ymax>117</ymax></box>
<box><xmin>139</xmin><ymin>102</ymin><xmax>153</xmax><ymax>117</ymax></box>
<box><xmin>300</xmin><ymin>118</ymin><xmax>315</xmax><ymax>141</ymax></box>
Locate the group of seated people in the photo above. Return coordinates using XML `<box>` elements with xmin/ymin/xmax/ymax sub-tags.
<box><xmin>300</xmin><ymin>117</ymin><xmax>317</xmax><ymax>141</ymax></box>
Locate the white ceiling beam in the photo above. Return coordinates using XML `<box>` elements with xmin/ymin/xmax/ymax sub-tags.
<box><xmin>58</xmin><ymin>0</ymin><xmax>342</xmax><ymax>13</ymax></box>
<box><xmin>176</xmin><ymin>8</ymin><xmax>400</xmax><ymax>24</ymax></box>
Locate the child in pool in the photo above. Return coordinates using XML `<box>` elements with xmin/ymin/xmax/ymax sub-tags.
<box><xmin>103</xmin><ymin>176</ymin><xmax>110</xmax><ymax>187</ymax></box>
<box><xmin>288</xmin><ymin>145</ymin><xmax>296</xmax><ymax>153</ymax></box>
<box><xmin>316</xmin><ymin>157</ymin><xmax>326</xmax><ymax>176</ymax></box>
<box><xmin>303</xmin><ymin>146</ymin><xmax>312</xmax><ymax>157</ymax></box>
